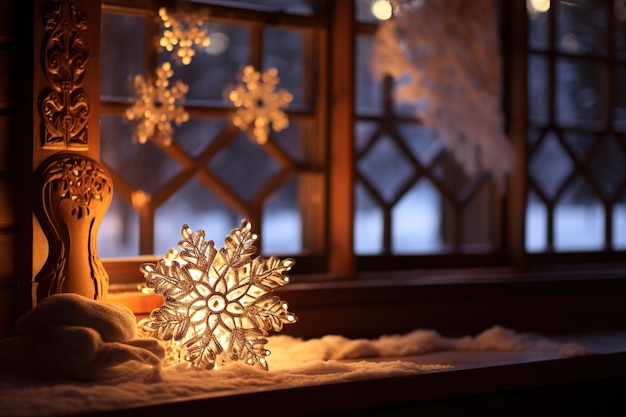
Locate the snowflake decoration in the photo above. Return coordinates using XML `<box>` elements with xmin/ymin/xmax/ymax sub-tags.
<box><xmin>158</xmin><ymin>7</ymin><xmax>210</xmax><ymax>65</ymax></box>
<box><xmin>138</xmin><ymin>219</ymin><xmax>297</xmax><ymax>371</ymax></box>
<box><xmin>125</xmin><ymin>62</ymin><xmax>189</xmax><ymax>146</ymax></box>
<box><xmin>227</xmin><ymin>65</ymin><xmax>293</xmax><ymax>145</ymax></box>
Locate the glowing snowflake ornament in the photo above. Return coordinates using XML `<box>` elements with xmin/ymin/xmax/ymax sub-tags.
<box><xmin>158</xmin><ymin>7</ymin><xmax>210</xmax><ymax>65</ymax></box>
<box><xmin>125</xmin><ymin>62</ymin><xmax>189</xmax><ymax>146</ymax></box>
<box><xmin>139</xmin><ymin>219</ymin><xmax>297</xmax><ymax>370</ymax></box>
<box><xmin>228</xmin><ymin>65</ymin><xmax>293</xmax><ymax>144</ymax></box>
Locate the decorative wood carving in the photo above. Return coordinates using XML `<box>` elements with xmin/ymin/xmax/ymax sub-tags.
<box><xmin>39</xmin><ymin>0</ymin><xmax>89</xmax><ymax>150</ymax></box>
<box><xmin>33</xmin><ymin>153</ymin><xmax>112</xmax><ymax>304</ymax></box>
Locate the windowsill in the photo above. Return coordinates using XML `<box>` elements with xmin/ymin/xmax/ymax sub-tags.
<box><xmin>64</xmin><ymin>331</ymin><xmax>626</xmax><ymax>416</ymax></box>
<box><xmin>109</xmin><ymin>265</ymin><xmax>626</xmax><ymax>339</ymax></box>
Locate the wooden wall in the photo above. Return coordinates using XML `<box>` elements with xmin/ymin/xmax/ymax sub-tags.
<box><xmin>0</xmin><ymin>0</ymin><xmax>18</xmax><ymax>338</ymax></box>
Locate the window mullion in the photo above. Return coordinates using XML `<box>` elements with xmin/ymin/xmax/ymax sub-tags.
<box><xmin>328</xmin><ymin>0</ymin><xmax>355</xmax><ymax>278</ymax></box>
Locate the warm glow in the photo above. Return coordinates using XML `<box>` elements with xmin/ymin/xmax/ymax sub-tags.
<box><xmin>371</xmin><ymin>0</ymin><xmax>393</xmax><ymax>20</ymax></box>
<box><xmin>527</xmin><ymin>0</ymin><xmax>550</xmax><ymax>13</ymax></box>
<box><xmin>131</xmin><ymin>190</ymin><xmax>150</xmax><ymax>209</ymax></box>
<box><xmin>138</xmin><ymin>220</ymin><xmax>297</xmax><ymax>371</ymax></box>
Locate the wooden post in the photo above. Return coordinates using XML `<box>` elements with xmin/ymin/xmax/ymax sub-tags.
<box><xmin>30</xmin><ymin>0</ymin><xmax>109</xmax><ymax>305</ymax></box>
<box><xmin>328</xmin><ymin>0</ymin><xmax>356</xmax><ymax>278</ymax></box>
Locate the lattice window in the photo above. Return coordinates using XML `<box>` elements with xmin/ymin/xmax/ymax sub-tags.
<box><xmin>526</xmin><ymin>0</ymin><xmax>626</xmax><ymax>253</ymax></box>
<box><xmin>98</xmin><ymin>2</ymin><xmax>326</xmax><ymax>269</ymax></box>
<box><xmin>353</xmin><ymin>3</ymin><xmax>501</xmax><ymax>259</ymax></box>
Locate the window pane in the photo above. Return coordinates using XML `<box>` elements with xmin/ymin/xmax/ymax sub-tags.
<box><xmin>98</xmin><ymin>196</ymin><xmax>139</xmax><ymax>257</ymax></box>
<box><xmin>207</xmin><ymin>133</ymin><xmax>281</xmax><ymax>202</ymax></box>
<box><xmin>391</xmin><ymin>180</ymin><xmax>442</xmax><ymax>254</ymax></box>
<box><xmin>101</xmin><ymin>13</ymin><xmax>145</xmax><ymax>98</ymax></box>
<box><xmin>101</xmin><ymin>115</ymin><xmax>179</xmax><ymax>195</ymax></box>
<box><xmin>162</xmin><ymin>24</ymin><xmax>249</xmax><ymax>102</ymax></box>
<box><xmin>264</xmin><ymin>28</ymin><xmax>305</xmax><ymax>106</ymax></box>
<box><xmin>614</xmin><ymin>192</ymin><xmax>626</xmax><ymax>249</ymax></box>
<box><xmin>528</xmin><ymin>131</ymin><xmax>573</xmax><ymax>199</ymax></box>
<box><xmin>262</xmin><ymin>177</ymin><xmax>301</xmax><ymax>254</ymax></box>
<box><xmin>556</xmin><ymin>0</ymin><xmax>607</xmax><ymax>55</ymax></box>
<box><xmin>354</xmin><ymin>183</ymin><xmax>383</xmax><ymax>254</ymax></box>
<box><xmin>526</xmin><ymin>189</ymin><xmax>547</xmax><ymax>253</ymax></box>
<box><xmin>154</xmin><ymin>180</ymin><xmax>241</xmax><ymax>256</ymax></box>
<box><xmin>554</xmin><ymin>176</ymin><xmax>604</xmax><ymax>251</ymax></box>
<box><xmin>528</xmin><ymin>54</ymin><xmax>549</xmax><ymax>125</ymax></box>
<box><xmin>357</xmin><ymin>135</ymin><xmax>414</xmax><ymax>203</ymax></box>
<box><xmin>527</xmin><ymin>2</ymin><xmax>549</xmax><ymax>50</ymax></box>
<box><xmin>355</xmin><ymin>0</ymin><xmax>380</xmax><ymax>22</ymax></box>
<box><xmin>355</xmin><ymin>36</ymin><xmax>383</xmax><ymax>115</ymax></box>
<box><xmin>615</xmin><ymin>65</ymin><xmax>626</xmax><ymax>132</ymax></box>
<box><xmin>556</xmin><ymin>59</ymin><xmax>607</xmax><ymax>125</ymax></box>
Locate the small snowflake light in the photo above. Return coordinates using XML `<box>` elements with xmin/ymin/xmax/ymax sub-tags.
<box><xmin>227</xmin><ymin>65</ymin><xmax>293</xmax><ymax>145</ymax></box>
<box><xmin>138</xmin><ymin>219</ymin><xmax>297</xmax><ymax>370</ymax></box>
<box><xmin>158</xmin><ymin>7</ymin><xmax>210</xmax><ymax>65</ymax></box>
<box><xmin>125</xmin><ymin>62</ymin><xmax>189</xmax><ymax>146</ymax></box>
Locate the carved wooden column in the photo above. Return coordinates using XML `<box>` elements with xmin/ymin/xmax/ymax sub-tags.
<box><xmin>31</xmin><ymin>0</ymin><xmax>108</xmax><ymax>305</ymax></box>
<box><xmin>34</xmin><ymin>154</ymin><xmax>112</xmax><ymax>301</ymax></box>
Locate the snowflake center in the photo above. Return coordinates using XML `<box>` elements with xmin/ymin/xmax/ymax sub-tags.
<box><xmin>207</xmin><ymin>294</ymin><xmax>227</xmax><ymax>313</ymax></box>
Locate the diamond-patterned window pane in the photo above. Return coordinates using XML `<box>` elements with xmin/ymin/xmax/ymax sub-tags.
<box><xmin>154</xmin><ymin>178</ymin><xmax>241</xmax><ymax>255</ymax></box>
<box><xmin>354</xmin><ymin>183</ymin><xmax>383</xmax><ymax>255</ymax></box>
<box><xmin>355</xmin><ymin>121</ymin><xmax>378</xmax><ymax>154</ymax></box>
<box><xmin>262</xmin><ymin>177</ymin><xmax>301</xmax><ymax>254</ymax></box>
<box><xmin>525</xmin><ymin>189</ymin><xmax>547</xmax><ymax>253</ymax></box>
<box><xmin>529</xmin><ymin>132</ymin><xmax>573</xmax><ymax>199</ymax></box>
<box><xmin>561</xmin><ymin>130</ymin><xmax>596</xmax><ymax>161</ymax></box>
<box><xmin>176</xmin><ymin>118</ymin><xmax>229</xmax><ymax>157</ymax></box>
<box><xmin>588</xmin><ymin>135</ymin><xmax>626</xmax><ymax>199</ymax></box>
<box><xmin>397</xmin><ymin>124</ymin><xmax>442</xmax><ymax>166</ymax></box>
<box><xmin>357</xmin><ymin>135</ymin><xmax>415</xmax><ymax>203</ymax></box>
<box><xmin>554</xmin><ymin>176</ymin><xmax>604</xmax><ymax>251</ymax></box>
<box><xmin>556</xmin><ymin>59</ymin><xmax>607</xmax><ymax>125</ymax></box>
<box><xmin>273</xmin><ymin>122</ymin><xmax>305</xmax><ymax>162</ymax></box>
<box><xmin>391</xmin><ymin>180</ymin><xmax>442</xmax><ymax>254</ymax></box>
<box><xmin>101</xmin><ymin>115</ymin><xmax>179</xmax><ymax>194</ymax></box>
<box><xmin>208</xmin><ymin>133</ymin><xmax>281</xmax><ymax>201</ymax></box>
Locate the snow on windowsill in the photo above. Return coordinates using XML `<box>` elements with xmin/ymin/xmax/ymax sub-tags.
<box><xmin>2</xmin><ymin>326</ymin><xmax>625</xmax><ymax>417</ymax></box>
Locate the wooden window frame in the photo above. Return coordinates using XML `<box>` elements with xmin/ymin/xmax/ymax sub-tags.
<box><xmin>101</xmin><ymin>0</ymin><xmax>626</xmax><ymax>289</ymax></box>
